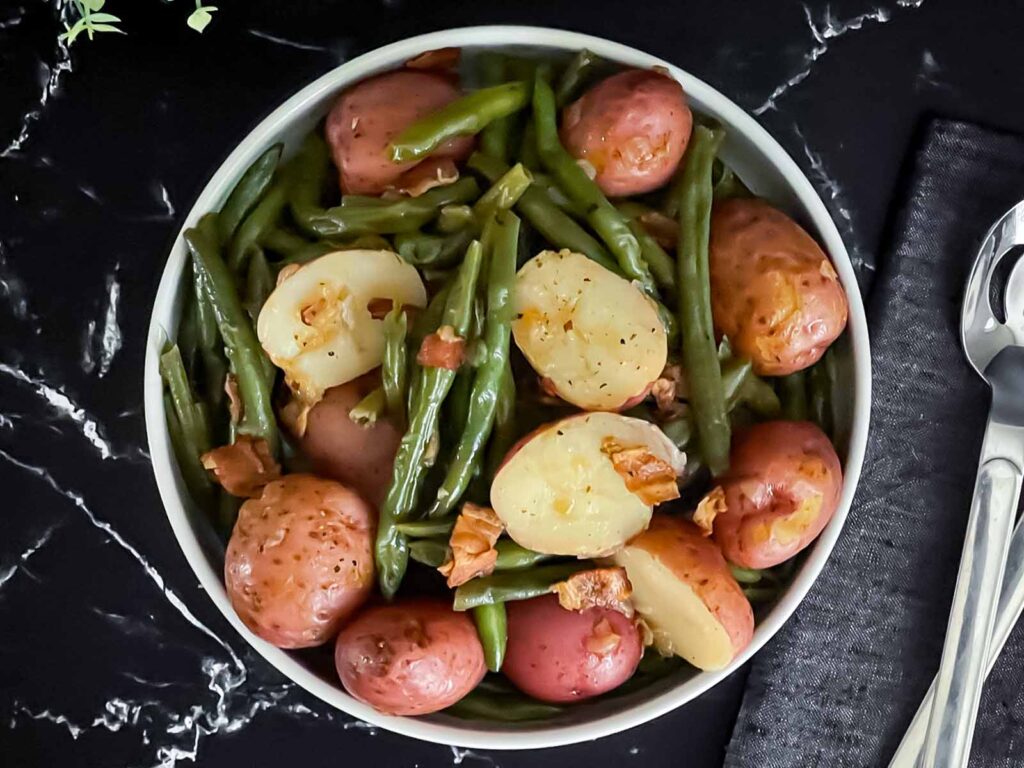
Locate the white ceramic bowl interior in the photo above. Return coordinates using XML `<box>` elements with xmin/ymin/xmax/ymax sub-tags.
<box><xmin>144</xmin><ymin>25</ymin><xmax>871</xmax><ymax>750</ymax></box>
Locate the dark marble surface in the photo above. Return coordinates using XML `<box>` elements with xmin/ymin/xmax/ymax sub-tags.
<box><xmin>2</xmin><ymin>1</ymin><xmax>1024</xmax><ymax>766</ymax></box>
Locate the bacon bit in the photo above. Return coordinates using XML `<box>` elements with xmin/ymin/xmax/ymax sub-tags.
<box><xmin>276</xmin><ymin>263</ymin><xmax>301</xmax><ymax>287</ymax></box>
<box><xmin>693</xmin><ymin>485</ymin><xmax>727</xmax><ymax>536</ymax></box>
<box><xmin>438</xmin><ymin>503</ymin><xmax>505</xmax><ymax>588</ymax></box>
<box><xmin>585</xmin><ymin>617</ymin><xmax>623</xmax><ymax>655</ymax></box>
<box><xmin>224</xmin><ymin>373</ymin><xmax>243</xmax><ymax>426</ymax></box>
<box><xmin>417</xmin><ymin>325</ymin><xmax>466</xmax><ymax>370</ymax></box>
<box><xmin>405</xmin><ymin>47</ymin><xmax>461</xmax><ymax>70</ymax></box>
<box><xmin>367</xmin><ymin>297</ymin><xmax>394</xmax><ymax>320</ymax></box>
<box><xmin>638</xmin><ymin>210</ymin><xmax>680</xmax><ymax>250</ymax></box>
<box><xmin>651</xmin><ymin>363</ymin><xmax>687</xmax><ymax>417</ymax></box>
<box><xmin>819</xmin><ymin>259</ymin><xmax>839</xmax><ymax>281</ymax></box>
<box><xmin>552</xmin><ymin>567</ymin><xmax>634</xmax><ymax>617</ymax></box>
<box><xmin>601</xmin><ymin>437</ymin><xmax>681</xmax><ymax>505</ymax></box>
<box><xmin>201</xmin><ymin>436</ymin><xmax>281</xmax><ymax>498</ymax></box>
<box><xmin>390</xmin><ymin>158</ymin><xmax>459</xmax><ymax>198</ymax></box>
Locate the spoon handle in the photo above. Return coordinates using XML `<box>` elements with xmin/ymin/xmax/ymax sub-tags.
<box><xmin>918</xmin><ymin>416</ymin><xmax>1022</xmax><ymax>768</ymax></box>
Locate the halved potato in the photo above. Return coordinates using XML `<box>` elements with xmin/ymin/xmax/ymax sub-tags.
<box><xmin>512</xmin><ymin>250</ymin><xmax>667</xmax><ymax>410</ymax></box>
<box><xmin>257</xmin><ymin>250</ymin><xmax>426</xmax><ymax>406</ymax></box>
<box><xmin>490</xmin><ymin>412</ymin><xmax>685</xmax><ymax>557</ymax></box>
<box><xmin>611</xmin><ymin>515</ymin><xmax>753</xmax><ymax>671</ymax></box>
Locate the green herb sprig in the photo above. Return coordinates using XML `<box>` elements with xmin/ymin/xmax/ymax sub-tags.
<box><xmin>59</xmin><ymin>0</ymin><xmax>218</xmax><ymax>45</ymax></box>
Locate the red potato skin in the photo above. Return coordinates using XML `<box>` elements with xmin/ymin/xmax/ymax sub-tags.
<box><xmin>560</xmin><ymin>69</ymin><xmax>693</xmax><ymax>197</ymax></box>
<box><xmin>714</xmin><ymin>421</ymin><xmax>843</xmax><ymax>569</ymax></box>
<box><xmin>325</xmin><ymin>69</ymin><xmax>474</xmax><ymax>195</ymax></box>
<box><xmin>334</xmin><ymin>600</ymin><xmax>486</xmax><ymax>716</ymax></box>
<box><xmin>709</xmin><ymin>198</ymin><xmax>849</xmax><ymax>376</ymax></box>
<box><xmin>224</xmin><ymin>474</ymin><xmax>375</xmax><ymax>649</ymax></box>
<box><xmin>299</xmin><ymin>374</ymin><xmax>402</xmax><ymax>508</ymax></box>
<box><xmin>503</xmin><ymin>595</ymin><xmax>642</xmax><ymax>703</ymax></box>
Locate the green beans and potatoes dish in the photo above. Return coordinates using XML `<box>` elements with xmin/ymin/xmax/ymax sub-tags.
<box><xmin>161</xmin><ymin>45</ymin><xmax>851</xmax><ymax>722</ymax></box>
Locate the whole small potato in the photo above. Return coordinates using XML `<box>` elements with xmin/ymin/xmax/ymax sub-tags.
<box><xmin>225</xmin><ymin>475</ymin><xmax>375</xmax><ymax>649</ymax></box>
<box><xmin>325</xmin><ymin>69</ymin><xmax>474</xmax><ymax>195</ymax></box>
<box><xmin>503</xmin><ymin>595</ymin><xmax>642</xmax><ymax>703</ymax></box>
<box><xmin>334</xmin><ymin>600</ymin><xmax>486</xmax><ymax>716</ymax></box>
<box><xmin>714</xmin><ymin>420</ymin><xmax>842</xmax><ymax>569</ymax></box>
<box><xmin>709</xmin><ymin>198</ymin><xmax>848</xmax><ymax>376</ymax></box>
<box><xmin>300</xmin><ymin>374</ymin><xmax>402</xmax><ymax>508</ymax></box>
<box><xmin>560</xmin><ymin>69</ymin><xmax>692</xmax><ymax>197</ymax></box>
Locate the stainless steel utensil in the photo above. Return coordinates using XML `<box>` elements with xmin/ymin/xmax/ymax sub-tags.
<box><xmin>889</xmin><ymin>200</ymin><xmax>1024</xmax><ymax>768</ymax></box>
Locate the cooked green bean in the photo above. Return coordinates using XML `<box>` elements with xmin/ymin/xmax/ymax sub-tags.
<box><xmin>408</xmin><ymin>538</ymin><xmax>449</xmax><ymax>568</ymax></box>
<box><xmin>177</xmin><ymin>284</ymin><xmax>200</xmax><ymax>372</ymax></box>
<box><xmin>452</xmin><ymin>562</ymin><xmax>587</xmax><ymax>611</ymax></box>
<box><xmin>389</xmin><ymin>83</ymin><xmax>530</xmax><ymax>164</ymax></box>
<box><xmin>531</xmin><ymin>172</ymin><xmax>586</xmax><ymax>217</ymax></box>
<box><xmin>473</xmin><ymin>164</ymin><xmax>532</xmax><ymax>222</ymax></box>
<box><xmin>437</xmin><ymin>204</ymin><xmax>475</xmax><ymax>234</ymax></box>
<box><xmin>660</xmin><ymin>415</ymin><xmax>692</xmax><ymax>450</ymax></box>
<box><xmin>676</xmin><ymin>124</ymin><xmax>730</xmax><ymax>476</ymax></box>
<box><xmin>192</xmin><ymin>258</ymin><xmax>220</xmax><ymax>352</ymax></box>
<box><xmin>227</xmin><ymin>183</ymin><xmax>287</xmax><ymax>271</ymax></box>
<box><xmin>743</xmin><ymin>586</ymin><xmax>779</xmax><ymax>603</ymax></box>
<box><xmin>555</xmin><ymin>49</ymin><xmax>599</xmax><ymax>107</ymax></box>
<box><xmin>285</xmin><ymin>132</ymin><xmax>331</xmax><ymax>235</ymax></box>
<box><xmin>712</xmin><ymin>158</ymin><xmax>751</xmax><ymax>202</ymax></box>
<box><xmin>185</xmin><ymin>223</ymin><xmax>279</xmax><ymax>456</ymax></box>
<box><xmin>478</xmin><ymin>54</ymin><xmax>511</xmax><ymax>163</ymax></box>
<box><xmin>446</xmin><ymin>689</ymin><xmax>562</xmax><ymax>721</ymax></box>
<box><xmin>160</xmin><ymin>344</ymin><xmax>212</xmax><ymax>454</ymax></box>
<box><xmin>494</xmin><ymin>539</ymin><xmax>553</xmax><ymax>570</ymax></box>
<box><xmin>620</xmin><ymin>208</ymin><xmax>677</xmax><ymax>299</ymax></box>
<box><xmin>780</xmin><ymin>370</ymin><xmax>809</xmax><ymax>421</ymax></box>
<box><xmin>394</xmin><ymin>228</ymin><xmax>474</xmax><ymax>268</ymax></box>
<box><xmin>277</xmin><ymin>241</ymin><xmax>336</xmax><ymax>266</ymax></box>
<box><xmin>808</xmin><ymin>358</ymin><xmax>832</xmax><ymax>434</ymax></box>
<box><xmin>245</xmin><ymin>247</ymin><xmax>275</xmax><ymax>322</ymax></box>
<box><xmin>308</xmin><ymin>177</ymin><xmax>480</xmax><ymax>239</ymax></box>
<box><xmin>376</xmin><ymin>242</ymin><xmax>484</xmax><ymax>599</ymax></box>
<box><xmin>473</xmin><ymin>602</ymin><xmax>508</xmax><ymax>672</ymax></box>
<box><xmin>485</xmin><ymin>360</ymin><xmax>516</xmax><ymax>480</ymax></box>
<box><xmin>218</xmin><ymin>143</ymin><xmax>283</xmax><ymax>242</ymax></box>
<box><xmin>396</xmin><ymin>518</ymin><xmax>455</xmax><ymax>538</ymax></box>
<box><xmin>729</xmin><ymin>564</ymin><xmax>765</xmax><ymax>584</ymax></box>
<box><xmin>349</xmin><ymin>387</ymin><xmax>387</xmax><ymax>426</ymax></box>
<box><xmin>532</xmin><ymin>74</ymin><xmax>656</xmax><ymax>294</ymax></box>
<box><xmin>467</xmin><ymin>152</ymin><xmax>618</xmax><ymax>273</ymax></box>
<box><xmin>429</xmin><ymin>212</ymin><xmax>519</xmax><ymax>518</ymax></box>
<box><xmin>518</xmin><ymin>117</ymin><xmax>541</xmax><ymax>170</ymax></box>
<box><xmin>737</xmin><ymin>373</ymin><xmax>782</xmax><ymax>417</ymax></box>
<box><xmin>824</xmin><ymin>346</ymin><xmax>839</xmax><ymax>438</ymax></box>
<box><xmin>163</xmin><ymin>391</ymin><xmax>215</xmax><ymax>512</ymax></box>
<box><xmin>382</xmin><ymin>306</ymin><xmax>408</xmax><ymax>424</ymax></box>
<box><xmin>263</xmin><ymin>227</ymin><xmax>310</xmax><ymax>257</ymax></box>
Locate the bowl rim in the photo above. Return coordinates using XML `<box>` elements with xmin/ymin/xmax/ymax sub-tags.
<box><xmin>144</xmin><ymin>24</ymin><xmax>872</xmax><ymax>750</ymax></box>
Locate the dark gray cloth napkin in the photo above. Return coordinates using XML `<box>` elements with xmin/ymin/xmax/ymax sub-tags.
<box><xmin>723</xmin><ymin>118</ymin><xmax>1024</xmax><ymax>768</ymax></box>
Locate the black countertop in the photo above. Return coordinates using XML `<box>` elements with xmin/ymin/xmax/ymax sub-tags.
<box><xmin>3</xmin><ymin>1</ymin><xmax>1024</xmax><ymax>766</ymax></box>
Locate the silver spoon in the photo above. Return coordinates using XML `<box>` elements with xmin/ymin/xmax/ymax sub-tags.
<box><xmin>888</xmin><ymin>200</ymin><xmax>1024</xmax><ymax>768</ymax></box>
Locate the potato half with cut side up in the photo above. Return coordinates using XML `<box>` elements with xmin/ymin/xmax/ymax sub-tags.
<box><xmin>611</xmin><ymin>515</ymin><xmax>753</xmax><ymax>671</ymax></box>
<box><xmin>490</xmin><ymin>412</ymin><xmax>685</xmax><ymax>557</ymax></box>
<box><xmin>512</xmin><ymin>250</ymin><xmax>667</xmax><ymax>411</ymax></box>
<box><xmin>257</xmin><ymin>250</ymin><xmax>426</xmax><ymax>407</ymax></box>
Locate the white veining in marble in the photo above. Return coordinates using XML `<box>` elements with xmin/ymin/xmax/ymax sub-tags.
<box><xmin>155</xmin><ymin>182</ymin><xmax>176</xmax><ymax>218</ymax></box>
<box><xmin>0</xmin><ymin>242</ymin><xmax>35</xmax><ymax>323</ymax></box>
<box><xmin>450</xmin><ymin>746</ymin><xmax>499</xmax><ymax>766</ymax></box>
<box><xmin>98</xmin><ymin>266</ymin><xmax>122</xmax><ymax>377</ymax></box>
<box><xmin>0</xmin><ymin>521</ymin><xmax>62</xmax><ymax>590</ymax></box>
<box><xmin>0</xmin><ymin>39</ymin><xmax>72</xmax><ymax>158</ymax></box>
<box><xmin>248</xmin><ymin>28</ymin><xmax>334</xmax><ymax>53</ymax></box>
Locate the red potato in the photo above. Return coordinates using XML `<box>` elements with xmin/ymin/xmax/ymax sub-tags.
<box><xmin>560</xmin><ymin>69</ymin><xmax>692</xmax><ymax>197</ymax></box>
<box><xmin>714</xmin><ymin>420</ymin><xmax>842</xmax><ymax>569</ymax></box>
<box><xmin>503</xmin><ymin>595</ymin><xmax>642</xmax><ymax>703</ymax></box>
<box><xmin>709</xmin><ymin>198</ymin><xmax>849</xmax><ymax>376</ymax></box>
<box><xmin>224</xmin><ymin>475</ymin><xmax>375</xmax><ymax>649</ymax></box>
<box><xmin>334</xmin><ymin>600</ymin><xmax>486</xmax><ymax>716</ymax></box>
<box><xmin>611</xmin><ymin>516</ymin><xmax>753</xmax><ymax>671</ymax></box>
<box><xmin>299</xmin><ymin>373</ymin><xmax>402</xmax><ymax>508</ymax></box>
<box><xmin>325</xmin><ymin>70</ymin><xmax>474</xmax><ymax>195</ymax></box>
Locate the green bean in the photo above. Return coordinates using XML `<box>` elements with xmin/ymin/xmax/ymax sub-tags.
<box><xmin>160</xmin><ymin>344</ymin><xmax>212</xmax><ymax>454</ymax></box>
<box><xmin>467</xmin><ymin>152</ymin><xmax>618</xmax><ymax>273</ymax></box>
<box><xmin>473</xmin><ymin>602</ymin><xmax>508</xmax><ymax>672</ymax></box>
<box><xmin>712</xmin><ymin>158</ymin><xmax>751</xmax><ymax>202</ymax></box>
<box><xmin>278</xmin><ymin>241</ymin><xmax>336</xmax><ymax>266</ymax></box>
<box><xmin>178</xmin><ymin>284</ymin><xmax>200</xmax><ymax>373</ymax></box>
<box><xmin>446</xmin><ymin>368</ymin><xmax>475</xmax><ymax>441</ymax></box>
<box><xmin>494</xmin><ymin>539</ymin><xmax>553</xmax><ymax>570</ymax></box>
<box><xmin>722</xmin><ymin>357</ymin><xmax>754</xmax><ymax>407</ymax></box>
<box><xmin>555</xmin><ymin>49</ymin><xmax>599</xmax><ymax>107</ymax></box>
<box><xmin>729</xmin><ymin>564</ymin><xmax>765</xmax><ymax>584</ymax></box>
<box><xmin>227</xmin><ymin>183</ymin><xmax>287</xmax><ymax>271</ymax></box>
<box><xmin>349</xmin><ymin>387</ymin><xmax>386</xmax><ymax>426</ymax></box>
<box><xmin>824</xmin><ymin>346</ymin><xmax>839</xmax><ymax>438</ymax></box>
<box><xmin>473</xmin><ymin>164</ymin><xmax>532</xmax><ymax>222</ymax></box>
<box><xmin>337</xmin><ymin>194</ymin><xmax>391</xmax><ymax>207</ymax></box>
<box><xmin>396</xmin><ymin>518</ymin><xmax>455</xmax><ymax>538</ymax></box>
<box><xmin>191</xmin><ymin>261</ymin><xmax>220</xmax><ymax>354</ymax></box>
<box><xmin>395</xmin><ymin>228</ymin><xmax>474</xmax><ymax>268</ymax></box>
<box><xmin>743</xmin><ymin>586</ymin><xmax>779</xmax><ymax>603</ymax></box>
<box><xmin>263</xmin><ymin>227</ymin><xmax>310</xmax><ymax>258</ymax></box>
<box><xmin>780</xmin><ymin>370</ymin><xmax>809</xmax><ymax>421</ymax></box>
<box><xmin>437</xmin><ymin>204</ymin><xmax>475</xmax><ymax>234</ymax></box>
<box><xmin>676</xmin><ymin>124</ymin><xmax>730</xmax><ymax>476</ymax></box>
<box><xmin>620</xmin><ymin>209</ymin><xmax>677</xmax><ymax>299</ymax></box>
<box><xmin>452</xmin><ymin>562</ymin><xmax>587</xmax><ymax>611</ymax></box>
<box><xmin>738</xmin><ymin>373</ymin><xmax>782</xmax><ymax>417</ymax></box>
<box><xmin>185</xmin><ymin>224</ymin><xmax>279</xmax><ymax>456</ymax></box>
<box><xmin>531</xmin><ymin>172</ymin><xmax>586</xmax><ymax>217</ymax></box>
<box><xmin>218</xmin><ymin>143</ymin><xmax>283</xmax><ymax>242</ymax></box>
<box><xmin>163</xmin><ymin>392</ymin><xmax>215</xmax><ymax>512</ymax></box>
<box><xmin>808</xmin><ymin>359</ymin><xmax>832</xmax><ymax>434</ymax></box>
<box><xmin>308</xmin><ymin>177</ymin><xmax>480</xmax><ymax>239</ymax></box>
<box><xmin>382</xmin><ymin>306</ymin><xmax>408</xmax><ymax>424</ymax></box>
<box><xmin>408</xmin><ymin>538</ymin><xmax>448</xmax><ymax>568</ymax></box>
<box><xmin>389</xmin><ymin>83</ymin><xmax>530</xmax><ymax>164</ymax></box>
<box><xmin>376</xmin><ymin>242</ymin><xmax>484</xmax><ymax>598</ymax></box>
<box><xmin>518</xmin><ymin>117</ymin><xmax>541</xmax><ymax>170</ymax></box>
<box><xmin>244</xmin><ymin>247</ymin><xmax>275</xmax><ymax>323</ymax></box>
<box><xmin>660</xmin><ymin>416</ymin><xmax>692</xmax><ymax>450</ymax></box>
<box><xmin>410</xmin><ymin>282</ymin><xmax>452</xmax><ymax>349</ymax></box>
<box><xmin>532</xmin><ymin>74</ymin><xmax>656</xmax><ymax>294</ymax></box>
<box><xmin>478</xmin><ymin>54</ymin><xmax>510</xmax><ymax>162</ymax></box>
<box><xmin>485</xmin><ymin>360</ymin><xmax>516</xmax><ymax>480</ymax></box>
<box><xmin>200</xmin><ymin>349</ymin><xmax>228</xmax><ymax>421</ymax></box>
<box><xmin>445</xmin><ymin>689</ymin><xmax>562</xmax><ymax>721</ymax></box>
<box><xmin>285</xmin><ymin>132</ymin><xmax>331</xmax><ymax>235</ymax></box>
<box><xmin>429</xmin><ymin>212</ymin><xmax>519</xmax><ymax>518</ymax></box>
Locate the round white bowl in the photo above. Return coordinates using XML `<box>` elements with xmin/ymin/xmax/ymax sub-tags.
<box><xmin>144</xmin><ymin>25</ymin><xmax>871</xmax><ymax>751</ymax></box>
